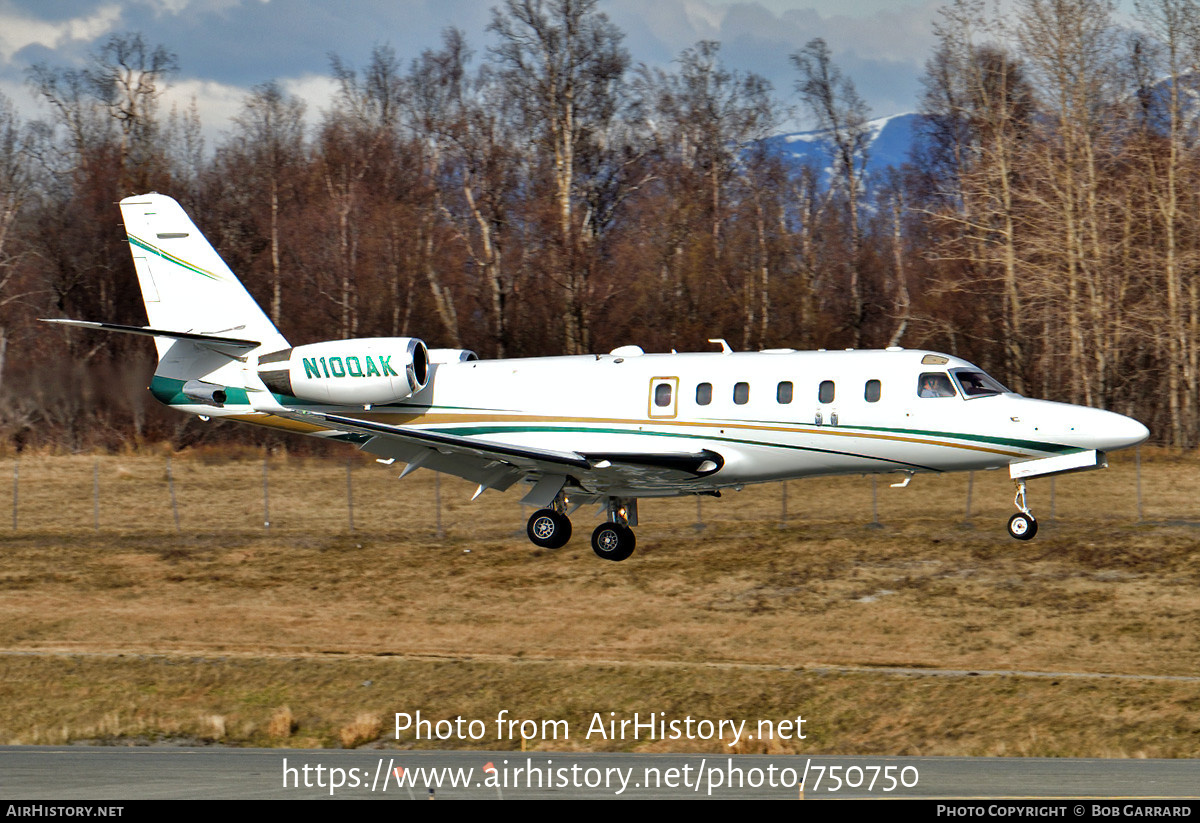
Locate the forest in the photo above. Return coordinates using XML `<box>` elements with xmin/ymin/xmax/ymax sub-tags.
<box><xmin>0</xmin><ymin>0</ymin><xmax>1196</xmax><ymax>452</ymax></box>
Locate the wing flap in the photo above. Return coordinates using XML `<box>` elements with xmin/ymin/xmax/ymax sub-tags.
<box><xmin>276</xmin><ymin>408</ymin><xmax>725</xmax><ymax>496</ymax></box>
<box><xmin>315</xmin><ymin>411</ymin><xmax>591</xmax><ymax>470</ymax></box>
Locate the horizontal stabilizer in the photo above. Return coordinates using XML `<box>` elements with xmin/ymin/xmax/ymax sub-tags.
<box><xmin>41</xmin><ymin>319</ymin><xmax>260</xmax><ymax>354</ymax></box>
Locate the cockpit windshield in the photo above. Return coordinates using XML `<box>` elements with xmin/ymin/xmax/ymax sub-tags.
<box><xmin>951</xmin><ymin>369</ymin><xmax>1011</xmax><ymax>398</ymax></box>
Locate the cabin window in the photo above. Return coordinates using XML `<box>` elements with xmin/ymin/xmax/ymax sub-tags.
<box><xmin>777</xmin><ymin>381</ymin><xmax>793</xmax><ymax>404</ymax></box>
<box><xmin>818</xmin><ymin>380</ymin><xmax>835</xmax><ymax>404</ymax></box>
<box><xmin>865</xmin><ymin>379</ymin><xmax>881</xmax><ymax>403</ymax></box>
<box><xmin>654</xmin><ymin>383</ymin><xmax>673</xmax><ymax>407</ymax></box>
<box><xmin>918</xmin><ymin>372</ymin><xmax>957</xmax><ymax>398</ymax></box>
<box><xmin>696</xmin><ymin>383</ymin><xmax>712</xmax><ymax>405</ymax></box>
<box><xmin>733</xmin><ymin>382</ymin><xmax>750</xmax><ymax>405</ymax></box>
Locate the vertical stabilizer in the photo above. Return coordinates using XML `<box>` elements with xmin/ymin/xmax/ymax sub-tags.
<box><xmin>119</xmin><ymin>193</ymin><xmax>289</xmax><ymax>357</ymax></box>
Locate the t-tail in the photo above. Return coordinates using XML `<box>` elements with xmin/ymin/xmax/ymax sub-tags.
<box><xmin>44</xmin><ymin>193</ymin><xmax>436</xmax><ymax>416</ymax></box>
<box><xmin>120</xmin><ymin>194</ymin><xmax>289</xmax><ymax>355</ymax></box>
<box><xmin>44</xmin><ymin>193</ymin><xmax>290</xmax><ymax>410</ymax></box>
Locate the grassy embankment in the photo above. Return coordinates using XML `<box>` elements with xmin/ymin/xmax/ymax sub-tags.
<box><xmin>0</xmin><ymin>451</ymin><xmax>1197</xmax><ymax>756</ymax></box>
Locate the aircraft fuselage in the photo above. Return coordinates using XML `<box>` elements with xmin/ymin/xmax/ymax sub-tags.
<box><xmin>158</xmin><ymin>345</ymin><xmax>1147</xmax><ymax>498</ymax></box>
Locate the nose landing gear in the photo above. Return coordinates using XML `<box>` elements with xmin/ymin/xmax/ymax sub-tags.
<box><xmin>1007</xmin><ymin>479</ymin><xmax>1038</xmax><ymax>540</ymax></box>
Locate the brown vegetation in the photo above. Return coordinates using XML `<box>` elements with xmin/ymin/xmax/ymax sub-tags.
<box><xmin>0</xmin><ymin>453</ymin><xmax>1196</xmax><ymax>755</ymax></box>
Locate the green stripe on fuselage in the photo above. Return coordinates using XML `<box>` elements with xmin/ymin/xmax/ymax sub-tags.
<box><xmin>426</xmin><ymin>421</ymin><xmax>1075</xmax><ymax>460</ymax></box>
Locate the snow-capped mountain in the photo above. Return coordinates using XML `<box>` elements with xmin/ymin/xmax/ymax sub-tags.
<box><xmin>761</xmin><ymin>112</ymin><xmax>922</xmax><ymax>186</ymax></box>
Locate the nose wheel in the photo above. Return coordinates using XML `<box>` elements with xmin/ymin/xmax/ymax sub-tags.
<box><xmin>1007</xmin><ymin>511</ymin><xmax>1038</xmax><ymax>540</ymax></box>
<box><xmin>1007</xmin><ymin>480</ymin><xmax>1038</xmax><ymax>540</ymax></box>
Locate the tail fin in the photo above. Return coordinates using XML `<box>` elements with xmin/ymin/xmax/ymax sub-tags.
<box><xmin>119</xmin><ymin>193</ymin><xmax>289</xmax><ymax>357</ymax></box>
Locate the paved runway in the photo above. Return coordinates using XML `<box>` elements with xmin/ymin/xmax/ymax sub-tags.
<box><xmin>2</xmin><ymin>747</ymin><xmax>1197</xmax><ymax>800</ymax></box>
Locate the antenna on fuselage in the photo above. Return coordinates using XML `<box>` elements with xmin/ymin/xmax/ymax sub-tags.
<box><xmin>707</xmin><ymin>338</ymin><xmax>733</xmax><ymax>354</ymax></box>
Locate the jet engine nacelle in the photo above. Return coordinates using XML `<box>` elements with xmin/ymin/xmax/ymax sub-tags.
<box><xmin>256</xmin><ymin>337</ymin><xmax>429</xmax><ymax>405</ymax></box>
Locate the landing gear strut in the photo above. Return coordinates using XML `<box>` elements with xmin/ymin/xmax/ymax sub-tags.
<box><xmin>1007</xmin><ymin>479</ymin><xmax>1038</xmax><ymax>540</ymax></box>
<box><xmin>591</xmin><ymin>498</ymin><xmax>637</xmax><ymax>561</ymax></box>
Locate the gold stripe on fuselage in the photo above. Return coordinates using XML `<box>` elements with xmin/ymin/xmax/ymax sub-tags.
<box><xmin>227</xmin><ymin>409</ymin><xmax>1030</xmax><ymax>459</ymax></box>
<box><xmin>225</xmin><ymin>413</ymin><xmax>334</xmax><ymax>434</ymax></box>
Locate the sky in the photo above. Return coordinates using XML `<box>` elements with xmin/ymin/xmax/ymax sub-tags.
<box><xmin>0</xmin><ymin>0</ymin><xmax>1137</xmax><ymax>145</ymax></box>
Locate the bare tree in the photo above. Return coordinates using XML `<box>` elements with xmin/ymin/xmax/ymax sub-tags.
<box><xmin>488</xmin><ymin>0</ymin><xmax>630</xmax><ymax>353</ymax></box>
<box><xmin>25</xmin><ymin>63</ymin><xmax>109</xmax><ymax>177</ymax></box>
<box><xmin>0</xmin><ymin>94</ymin><xmax>39</xmax><ymax>391</ymax></box>
<box><xmin>1131</xmin><ymin>0</ymin><xmax>1200</xmax><ymax>447</ymax></box>
<box><xmin>85</xmin><ymin>32</ymin><xmax>178</xmax><ymax>192</ymax></box>
<box><xmin>633</xmin><ymin>41</ymin><xmax>777</xmax><ymax>348</ymax></box>
<box><xmin>317</xmin><ymin>47</ymin><xmax>407</xmax><ymax>339</ymax></box>
<box><xmin>408</xmin><ymin>29</ymin><xmax>523</xmax><ymax>355</ymax></box>
<box><xmin>792</xmin><ymin>38</ymin><xmax>871</xmax><ymax>344</ymax></box>
<box><xmin>1019</xmin><ymin>0</ymin><xmax>1126</xmax><ymax>407</ymax></box>
<box><xmin>917</xmin><ymin>1</ymin><xmax>1033</xmax><ymax>391</ymax></box>
<box><xmin>228</xmin><ymin>82</ymin><xmax>307</xmax><ymax>326</ymax></box>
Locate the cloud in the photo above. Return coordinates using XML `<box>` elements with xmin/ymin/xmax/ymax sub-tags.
<box><xmin>0</xmin><ymin>2</ymin><xmax>123</xmax><ymax>63</ymax></box>
<box><xmin>159</xmin><ymin>76</ymin><xmax>249</xmax><ymax>138</ymax></box>
<box><xmin>0</xmin><ymin>0</ymin><xmax>949</xmax><ymax>142</ymax></box>
<box><xmin>159</xmin><ymin>71</ymin><xmax>337</xmax><ymax>147</ymax></box>
<box><xmin>608</xmin><ymin>0</ymin><xmax>942</xmax><ymax>124</ymax></box>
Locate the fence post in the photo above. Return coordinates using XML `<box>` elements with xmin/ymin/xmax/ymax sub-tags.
<box><xmin>868</xmin><ymin>476</ymin><xmax>882</xmax><ymax>529</ymax></box>
<box><xmin>779</xmin><ymin>481</ymin><xmax>788</xmax><ymax>527</ymax></box>
<box><xmin>93</xmin><ymin>459</ymin><xmax>100</xmax><ymax>532</ymax></box>
<box><xmin>166</xmin><ymin>456</ymin><xmax>181</xmax><ymax>534</ymax></box>
<box><xmin>262</xmin><ymin>457</ymin><xmax>270</xmax><ymax>530</ymax></box>
<box><xmin>11</xmin><ymin>461</ymin><xmax>16</xmax><ymax>530</ymax></box>
<box><xmin>962</xmin><ymin>471</ymin><xmax>974</xmax><ymax>527</ymax></box>
<box><xmin>346</xmin><ymin>459</ymin><xmax>355</xmax><ymax>531</ymax></box>
<box><xmin>435</xmin><ymin>473</ymin><xmax>444</xmax><ymax>539</ymax></box>
<box><xmin>1132</xmin><ymin>448</ymin><xmax>1142</xmax><ymax>525</ymax></box>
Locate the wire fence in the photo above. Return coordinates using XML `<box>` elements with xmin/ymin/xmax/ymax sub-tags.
<box><xmin>1</xmin><ymin>449</ymin><xmax>1190</xmax><ymax>539</ymax></box>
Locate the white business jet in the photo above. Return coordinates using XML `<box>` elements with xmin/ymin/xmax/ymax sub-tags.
<box><xmin>45</xmin><ymin>194</ymin><xmax>1149</xmax><ymax>560</ymax></box>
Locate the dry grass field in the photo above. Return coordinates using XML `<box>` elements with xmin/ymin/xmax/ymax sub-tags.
<box><xmin>0</xmin><ymin>450</ymin><xmax>1198</xmax><ymax>756</ymax></box>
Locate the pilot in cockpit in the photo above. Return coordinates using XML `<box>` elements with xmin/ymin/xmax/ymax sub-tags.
<box><xmin>918</xmin><ymin>373</ymin><xmax>956</xmax><ymax>398</ymax></box>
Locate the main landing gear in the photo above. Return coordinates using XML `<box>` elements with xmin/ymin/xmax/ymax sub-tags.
<box><xmin>591</xmin><ymin>522</ymin><xmax>635</xmax><ymax>561</ymax></box>
<box><xmin>523</xmin><ymin>495</ymin><xmax>638</xmax><ymax>561</ymax></box>
<box><xmin>590</xmin><ymin>498</ymin><xmax>637</xmax><ymax>561</ymax></box>
<box><xmin>526</xmin><ymin>507</ymin><xmax>572</xmax><ymax>549</ymax></box>
<box><xmin>1007</xmin><ymin>479</ymin><xmax>1038</xmax><ymax>540</ymax></box>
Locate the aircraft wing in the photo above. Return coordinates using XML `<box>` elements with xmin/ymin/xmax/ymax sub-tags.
<box><xmin>284</xmin><ymin>409</ymin><xmax>722</xmax><ymax>505</ymax></box>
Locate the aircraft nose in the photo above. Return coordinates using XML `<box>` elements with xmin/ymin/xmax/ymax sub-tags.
<box><xmin>1078</xmin><ymin>409</ymin><xmax>1149</xmax><ymax>451</ymax></box>
<box><xmin>1108</xmin><ymin>413</ymin><xmax>1150</xmax><ymax>450</ymax></box>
